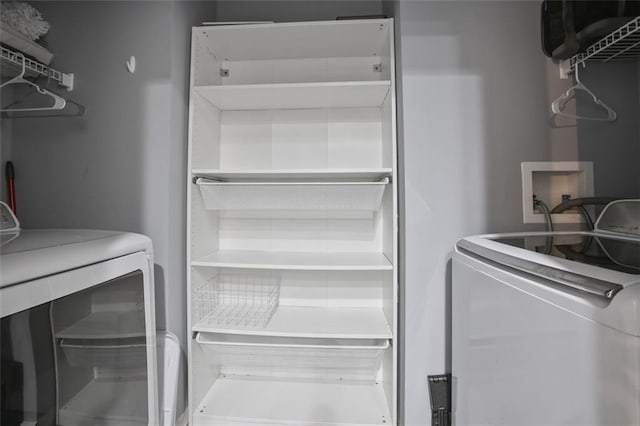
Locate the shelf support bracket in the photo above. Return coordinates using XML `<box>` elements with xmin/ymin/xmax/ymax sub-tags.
<box><xmin>1</xmin><ymin>46</ymin><xmax>75</xmax><ymax>90</ymax></box>
<box><xmin>559</xmin><ymin>59</ymin><xmax>573</xmax><ymax>80</ymax></box>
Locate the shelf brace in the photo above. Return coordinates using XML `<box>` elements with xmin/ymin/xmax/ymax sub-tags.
<box><xmin>559</xmin><ymin>59</ymin><xmax>574</xmax><ymax>79</ymax></box>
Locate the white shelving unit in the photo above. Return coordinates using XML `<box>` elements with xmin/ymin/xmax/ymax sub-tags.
<box><xmin>187</xmin><ymin>19</ymin><xmax>398</xmax><ymax>426</ymax></box>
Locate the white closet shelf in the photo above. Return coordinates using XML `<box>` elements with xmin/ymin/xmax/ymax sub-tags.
<box><xmin>194</xmin><ymin>375</ymin><xmax>391</xmax><ymax>426</ymax></box>
<box><xmin>0</xmin><ymin>26</ymin><xmax>53</xmax><ymax>64</ymax></box>
<box><xmin>56</xmin><ymin>311</ymin><xmax>146</xmax><ymax>339</ymax></box>
<box><xmin>191</xmin><ymin>250</ymin><xmax>393</xmax><ymax>271</ymax></box>
<box><xmin>0</xmin><ymin>45</ymin><xmax>73</xmax><ymax>89</ymax></box>
<box><xmin>58</xmin><ymin>378</ymin><xmax>148</xmax><ymax>425</ymax></box>
<box><xmin>195</xmin><ymin>177</ymin><xmax>388</xmax><ymax>211</ymax></box>
<box><xmin>194</xmin><ymin>81</ymin><xmax>391</xmax><ymax>110</ymax></box>
<box><xmin>560</xmin><ymin>16</ymin><xmax>640</xmax><ymax>77</ymax></box>
<box><xmin>192</xmin><ymin>168</ymin><xmax>393</xmax><ymax>182</ymax></box>
<box><xmin>197</xmin><ymin>20</ymin><xmax>391</xmax><ymax>61</ymax></box>
<box><xmin>193</xmin><ymin>305</ymin><xmax>392</xmax><ymax>339</ymax></box>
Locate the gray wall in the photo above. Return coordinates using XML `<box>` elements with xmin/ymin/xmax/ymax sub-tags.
<box><xmin>8</xmin><ymin>0</ymin><xmax>216</xmax><ymax>418</ymax></box>
<box><xmin>390</xmin><ymin>2</ymin><xmax>640</xmax><ymax>425</ymax></box>
<box><xmin>576</xmin><ymin>62</ymin><xmax>640</xmax><ymax>198</ymax></box>
<box><xmin>389</xmin><ymin>1</ymin><xmax>552</xmax><ymax>424</ymax></box>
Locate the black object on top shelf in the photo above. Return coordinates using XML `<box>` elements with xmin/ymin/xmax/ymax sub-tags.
<box><xmin>541</xmin><ymin>0</ymin><xmax>640</xmax><ymax>60</ymax></box>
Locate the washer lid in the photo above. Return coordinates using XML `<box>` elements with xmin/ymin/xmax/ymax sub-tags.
<box><xmin>457</xmin><ymin>232</ymin><xmax>640</xmax><ymax>300</ymax></box>
<box><xmin>456</xmin><ymin>233</ymin><xmax>640</xmax><ymax>336</ymax></box>
<box><xmin>0</xmin><ymin>229</ymin><xmax>152</xmax><ymax>287</ymax></box>
<box><xmin>595</xmin><ymin>199</ymin><xmax>640</xmax><ymax>237</ymax></box>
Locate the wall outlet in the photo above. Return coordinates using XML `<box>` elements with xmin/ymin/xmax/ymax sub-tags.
<box><xmin>521</xmin><ymin>161</ymin><xmax>594</xmax><ymax>224</ymax></box>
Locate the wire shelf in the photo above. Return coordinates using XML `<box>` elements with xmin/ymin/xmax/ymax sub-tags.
<box><xmin>562</xmin><ymin>16</ymin><xmax>640</xmax><ymax>76</ymax></box>
<box><xmin>194</xmin><ymin>273</ymin><xmax>280</xmax><ymax>329</ymax></box>
<box><xmin>1</xmin><ymin>45</ymin><xmax>74</xmax><ymax>89</ymax></box>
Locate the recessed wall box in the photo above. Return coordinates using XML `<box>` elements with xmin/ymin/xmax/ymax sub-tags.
<box><xmin>521</xmin><ymin>161</ymin><xmax>594</xmax><ymax>224</ymax></box>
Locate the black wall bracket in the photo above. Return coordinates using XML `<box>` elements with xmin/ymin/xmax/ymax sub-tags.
<box><xmin>427</xmin><ymin>374</ymin><xmax>451</xmax><ymax>426</ymax></box>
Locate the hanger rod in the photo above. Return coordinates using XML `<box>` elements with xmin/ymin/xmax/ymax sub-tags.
<box><xmin>1</xmin><ymin>46</ymin><xmax>74</xmax><ymax>90</ymax></box>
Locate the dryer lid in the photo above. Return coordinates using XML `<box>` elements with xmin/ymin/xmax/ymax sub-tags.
<box><xmin>0</xmin><ymin>230</ymin><xmax>152</xmax><ymax>287</ymax></box>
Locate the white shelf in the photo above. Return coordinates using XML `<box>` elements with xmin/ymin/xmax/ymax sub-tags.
<box><xmin>193</xmin><ymin>306</ymin><xmax>392</xmax><ymax>339</ymax></box>
<box><xmin>0</xmin><ymin>45</ymin><xmax>73</xmax><ymax>89</ymax></box>
<box><xmin>196</xmin><ymin>20</ymin><xmax>391</xmax><ymax>61</ymax></box>
<box><xmin>195</xmin><ymin>178</ymin><xmax>388</xmax><ymax>211</ymax></box>
<box><xmin>58</xmin><ymin>378</ymin><xmax>148</xmax><ymax>425</ymax></box>
<box><xmin>193</xmin><ymin>375</ymin><xmax>391</xmax><ymax>425</ymax></box>
<box><xmin>560</xmin><ymin>16</ymin><xmax>640</xmax><ymax>77</ymax></box>
<box><xmin>192</xmin><ymin>168</ymin><xmax>392</xmax><ymax>182</ymax></box>
<box><xmin>56</xmin><ymin>311</ymin><xmax>146</xmax><ymax>339</ymax></box>
<box><xmin>0</xmin><ymin>26</ymin><xmax>53</xmax><ymax>64</ymax></box>
<box><xmin>194</xmin><ymin>81</ymin><xmax>391</xmax><ymax>110</ymax></box>
<box><xmin>192</xmin><ymin>250</ymin><xmax>392</xmax><ymax>271</ymax></box>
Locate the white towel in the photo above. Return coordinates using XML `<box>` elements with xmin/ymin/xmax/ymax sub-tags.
<box><xmin>1</xmin><ymin>1</ymin><xmax>50</xmax><ymax>41</ymax></box>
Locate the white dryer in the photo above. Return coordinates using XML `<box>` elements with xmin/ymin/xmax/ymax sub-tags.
<box><xmin>0</xmin><ymin>203</ymin><xmax>159</xmax><ymax>425</ymax></box>
<box><xmin>452</xmin><ymin>200</ymin><xmax>640</xmax><ymax>426</ymax></box>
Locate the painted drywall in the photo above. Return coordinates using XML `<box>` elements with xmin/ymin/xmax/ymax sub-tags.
<box><xmin>388</xmin><ymin>1</ymin><xmax>552</xmax><ymax>424</ymax></box>
<box><xmin>8</xmin><ymin>0</ymin><xmax>216</xmax><ymax>419</ymax></box>
<box><xmin>389</xmin><ymin>1</ymin><xmax>640</xmax><ymax>425</ymax></box>
<box><xmin>575</xmin><ymin>62</ymin><xmax>640</xmax><ymax>198</ymax></box>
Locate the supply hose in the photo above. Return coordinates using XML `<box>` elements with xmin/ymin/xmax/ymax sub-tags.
<box><xmin>534</xmin><ymin>199</ymin><xmax>553</xmax><ymax>254</ymax></box>
<box><xmin>549</xmin><ymin>197</ymin><xmax>618</xmax><ymax>215</ymax></box>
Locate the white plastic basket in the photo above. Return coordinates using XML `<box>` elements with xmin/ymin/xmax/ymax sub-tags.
<box><xmin>59</xmin><ymin>338</ymin><xmax>146</xmax><ymax>368</ymax></box>
<box><xmin>196</xmin><ymin>333</ymin><xmax>389</xmax><ymax>380</ymax></box>
<box><xmin>194</xmin><ymin>273</ymin><xmax>280</xmax><ymax>329</ymax></box>
<box><xmin>195</xmin><ymin>178</ymin><xmax>389</xmax><ymax>211</ymax></box>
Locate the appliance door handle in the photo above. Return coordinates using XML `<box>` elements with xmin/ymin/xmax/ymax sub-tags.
<box><xmin>195</xmin><ymin>333</ymin><xmax>390</xmax><ymax>350</ymax></box>
<box><xmin>59</xmin><ymin>339</ymin><xmax>147</xmax><ymax>349</ymax></box>
<box><xmin>456</xmin><ymin>239</ymin><xmax>623</xmax><ymax>299</ymax></box>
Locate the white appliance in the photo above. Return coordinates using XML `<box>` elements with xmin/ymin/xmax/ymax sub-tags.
<box><xmin>452</xmin><ymin>199</ymin><xmax>640</xmax><ymax>425</ymax></box>
<box><xmin>0</xmin><ymin>203</ymin><xmax>159</xmax><ymax>425</ymax></box>
<box><xmin>186</xmin><ymin>19</ymin><xmax>399</xmax><ymax>425</ymax></box>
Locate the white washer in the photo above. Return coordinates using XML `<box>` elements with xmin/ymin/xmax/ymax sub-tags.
<box><xmin>452</xmin><ymin>200</ymin><xmax>640</xmax><ymax>426</ymax></box>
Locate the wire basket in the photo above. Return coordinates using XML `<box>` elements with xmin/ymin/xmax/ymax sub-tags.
<box><xmin>194</xmin><ymin>273</ymin><xmax>280</xmax><ymax>329</ymax></box>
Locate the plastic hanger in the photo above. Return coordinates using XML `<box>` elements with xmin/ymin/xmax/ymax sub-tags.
<box><xmin>551</xmin><ymin>64</ymin><xmax>617</xmax><ymax>122</ymax></box>
<box><xmin>0</xmin><ymin>53</ymin><xmax>66</xmax><ymax>112</ymax></box>
<box><xmin>1</xmin><ymin>96</ymin><xmax>87</xmax><ymax>118</ymax></box>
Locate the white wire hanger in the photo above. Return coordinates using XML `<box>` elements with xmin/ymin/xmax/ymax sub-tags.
<box><xmin>0</xmin><ymin>52</ymin><xmax>66</xmax><ymax>112</ymax></box>
<box><xmin>551</xmin><ymin>64</ymin><xmax>617</xmax><ymax>122</ymax></box>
